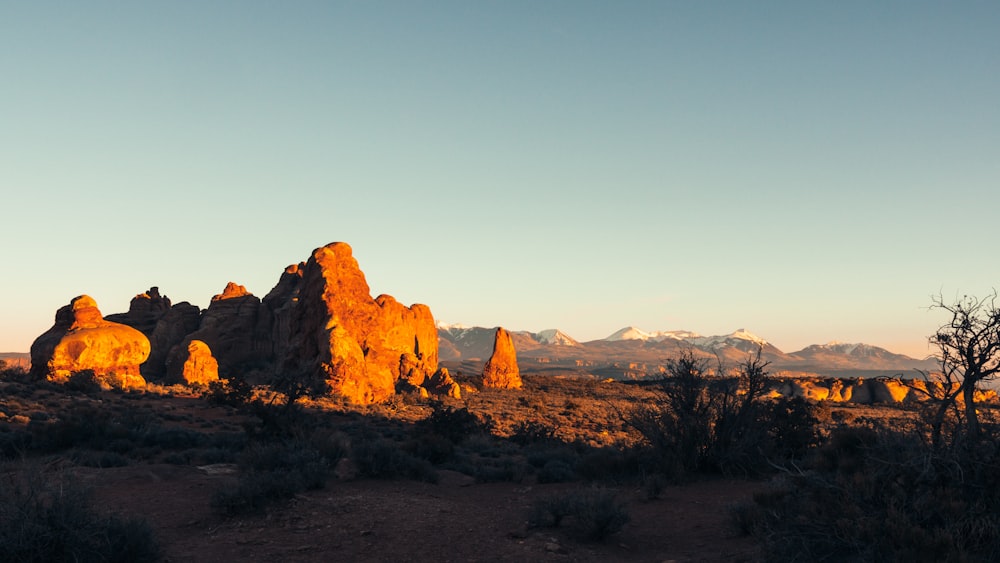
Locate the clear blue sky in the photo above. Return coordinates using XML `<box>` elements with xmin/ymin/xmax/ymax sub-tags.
<box><xmin>2</xmin><ymin>2</ymin><xmax>998</xmax><ymax>358</ymax></box>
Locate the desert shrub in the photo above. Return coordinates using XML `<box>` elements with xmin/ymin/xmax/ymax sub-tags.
<box><xmin>764</xmin><ymin>396</ymin><xmax>825</xmax><ymax>460</ymax></box>
<box><xmin>0</xmin><ymin>428</ymin><xmax>31</xmax><ymax>459</ymax></box>
<box><xmin>529</xmin><ymin>494</ymin><xmax>578</xmax><ymax>528</ymax></box>
<box><xmin>471</xmin><ymin>457</ymin><xmax>529</xmax><ymax>483</ymax></box>
<box><xmin>28</xmin><ymin>405</ymin><xmax>153</xmax><ymax>453</ymax></box>
<box><xmin>748</xmin><ymin>426</ymin><xmax>1000</xmax><ymax>562</ymax></box>
<box><xmin>212</xmin><ymin>471</ymin><xmax>300</xmax><ymax>516</ymax></box>
<box><xmin>64</xmin><ymin>370</ymin><xmax>103</xmax><ymax>394</ymax></box>
<box><xmin>0</xmin><ymin>467</ymin><xmax>160</xmax><ymax>562</ymax></box>
<box><xmin>142</xmin><ymin>427</ymin><xmax>206</xmax><ymax>450</ymax></box>
<box><xmin>537</xmin><ymin>459</ymin><xmax>577</xmax><ymax>484</ymax></box>
<box><xmin>627</xmin><ymin>350</ymin><xmax>823</xmax><ymax>480</ymax></box>
<box><xmin>575</xmin><ymin>446</ymin><xmax>640</xmax><ymax>484</ymax></box>
<box><xmin>529</xmin><ymin>489</ymin><xmax>629</xmax><ymax>541</ymax></box>
<box><xmin>351</xmin><ymin>435</ymin><xmax>438</xmax><ymax>483</ymax></box>
<box><xmin>70</xmin><ymin>450</ymin><xmax>130</xmax><ymax>468</ymax></box>
<box><xmin>728</xmin><ymin>500</ymin><xmax>764</xmax><ymax>537</ymax></box>
<box><xmin>509</xmin><ymin>419</ymin><xmax>559</xmax><ymax>446</ymax></box>
<box><xmin>405</xmin><ymin>433</ymin><xmax>455</xmax><ymax>464</ymax></box>
<box><xmin>420</xmin><ymin>401</ymin><xmax>493</xmax><ymax>444</ymax></box>
<box><xmin>212</xmin><ymin>433</ymin><xmax>343</xmax><ymax>516</ymax></box>
<box><xmin>205</xmin><ymin>376</ymin><xmax>253</xmax><ymax>407</ymax></box>
<box><xmin>0</xmin><ymin>361</ymin><xmax>30</xmax><ymax>382</ymax></box>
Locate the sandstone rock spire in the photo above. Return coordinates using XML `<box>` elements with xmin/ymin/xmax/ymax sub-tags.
<box><xmin>482</xmin><ymin>327</ymin><xmax>521</xmax><ymax>389</ymax></box>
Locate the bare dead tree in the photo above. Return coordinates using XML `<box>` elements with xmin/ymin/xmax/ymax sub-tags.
<box><xmin>927</xmin><ymin>291</ymin><xmax>1000</xmax><ymax>443</ymax></box>
<box><xmin>906</xmin><ymin>363</ymin><xmax>966</xmax><ymax>448</ymax></box>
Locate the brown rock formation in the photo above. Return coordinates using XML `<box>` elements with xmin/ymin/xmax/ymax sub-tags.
<box><xmin>105</xmin><ymin>287</ymin><xmax>172</xmax><ymax>335</ymax></box>
<box><xmin>144</xmin><ymin>301</ymin><xmax>202</xmax><ymax>379</ymax></box>
<box><xmin>29</xmin><ymin>295</ymin><xmax>149</xmax><ymax>389</ymax></box>
<box><xmin>183</xmin><ymin>281</ymin><xmax>267</xmax><ymax>373</ymax></box>
<box><xmin>165</xmin><ymin>339</ymin><xmax>219</xmax><ymax>386</ymax></box>
<box><xmin>482</xmin><ymin>327</ymin><xmax>521</xmax><ymax>389</ymax></box>
<box><xmin>272</xmin><ymin>242</ymin><xmax>439</xmax><ymax>404</ymax></box>
<box><xmin>102</xmin><ymin>287</ymin><xmax>205</xmax><ymax>380</ymax></box>
<box><xmin>426</xmin><ymin>367</ymin><xmax>462</xmax><ymax>399</ymax></box>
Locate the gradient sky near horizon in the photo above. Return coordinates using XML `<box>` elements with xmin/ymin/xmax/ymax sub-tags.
<box><xmin>2</xmin><ymin>2</ymin><xmax>998</xmax><ymax>359</ymax></box>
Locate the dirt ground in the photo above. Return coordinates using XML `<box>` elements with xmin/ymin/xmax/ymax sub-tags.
<box><xmin>75</xmin><ymin>462</ymin><xmax>759</xmax><ymax>563</ymax></box>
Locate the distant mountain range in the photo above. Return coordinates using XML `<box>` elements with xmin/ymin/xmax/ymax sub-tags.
<box><xmin>437</xmin><ymin>324</ymin><xmax>937</xmax><ymax>379</ymax></box>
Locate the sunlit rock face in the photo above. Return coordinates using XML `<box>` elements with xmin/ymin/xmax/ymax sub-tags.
<box><xmin>761</xmin><ymin>376</ymin><xmax>999</xmax><ymax>405</ymax></box>
<box><xmin>482</xmin><ymin>327</ymin><xmax>522</xmax><ymax>389</ymax></box>
<box><xmin>165</xmin><ymin>339</ymin><xmax>219</xmax><ymax>386</ymax></box>
<box><xmin>425</xmin><ymin>367</ymin><xmax>462</xmax><ymax>399</ymax></box>
<box><xmin>30</xmin><ymin>295</ymin><xmax>149</xmax><ymax>389</ymax></box>
<box><xmin>268</xmin><ymin>242</ymin><xmax>439</xmax><ymax>404</ymax></box>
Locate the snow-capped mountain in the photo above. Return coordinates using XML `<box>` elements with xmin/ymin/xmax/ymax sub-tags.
<box><xmin>436</xmin><ymin>322</ymin><xmax>935</xmax><ymax>377</ymax></box>
<box><xmin>603</xmin><ymin>326</ymin><xmax>771</xmax><ymax>354</ymax></box>
<box><xmin>688</xmin><ymin>328</ymin><xmax>769</xmax><ymax>352</ymax></box>
<box><xmin>534</xmin><ymin>329</ymin><xmax>580</xmax><ymax>346</ymax></box>
<box><xmin>788</xmin><ymin>342</ymin><xmax>935</xmax><ymax>370</ymax></box>
<box><xmin>603</xmin><ymin>326</ymin><xmax>699</xmax><ymax>342</ymax></box>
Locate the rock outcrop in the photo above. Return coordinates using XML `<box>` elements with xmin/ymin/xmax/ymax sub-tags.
<box><xmin>105</xmin><ymin>287</ymin><xmax>172</xmax><ymax>335</ymax></box>
<box><xmin>144</xmin><ymin>301</ymin><xmax>202</xmax><ymax>378</ymax></box>
<box><xmin>30</xmin><ymin>295</ymin><xmax>149</xmax><ymax>389</ymax></box>
<box><xmin>103</xmin><ymin>287</ymin><xmax>202</xmax><ymax>380</ymax></box>
<box><xmin>165</xmin><ymin>339</ymin><xmax>219</xmax><ymax>386</ymax></box>
<box><xmin>272</xmin><ymin>242</ymin><xmax>439</xmax><ymax>404</ymax></box>
<box><xmin>761</xmin><ymin>376</ymin><xmax>1000</xmax><ymax>405</ymax></box>
<box><xmin>181</xmin><ymin>282</ymin><xmax>267</xmax><ymax>373</ymax></box>
<box><xmin>30</xmin><ymin>243</ymin><xmax>444</xmax><ymax>399</ymax></box>
<box><xmin>482</xmin><ymin>327</ymin><xmax>521</xmax><ymax>389</ymax></box>
<box><xmin>425</xmin><ymin>367</ymin><xmax>462</xmax><ymax>399</ymax></box>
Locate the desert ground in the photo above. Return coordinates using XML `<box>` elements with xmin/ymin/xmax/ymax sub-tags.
<box><xmin>4</xmin><ymin>365</ymin><xmax>957</xmax><ymax>563</ymax></box>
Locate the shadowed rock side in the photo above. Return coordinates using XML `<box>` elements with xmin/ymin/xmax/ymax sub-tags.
<box><xmin>273</xmin><ymin>242</ymin><xmax>439</xmax><ymax>404</ymax></box>
<box><xmin>105</xmin><ymin>287</ymin><xmax>172</xmax><ymax>335</ymax></box>
<box><xmin>30</xmin><ymin>295</ymin><xmax>149</xmax><ymax>389</ymax></box>
<box><xmin>165</xmin><ymin>339</ymin><xmax>219</xmax><ymax>386</ymax></box>
<box><xmin>482</xmin><ymin>327</ymin><xmax>522</xmax><ymax>389</ymax></box>
<box><xmin>106</xmin><ymin>287</ymin><xmax>201</xmax><ymax>378</ymax></box>
<box><xmin>177</xmin><ymin>281</ymin><xmax>268</xmax><ymax>374</ymax></box>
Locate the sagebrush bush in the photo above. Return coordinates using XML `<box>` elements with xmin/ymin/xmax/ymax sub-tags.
<box><xmin>529</xmin><ymin>489</ymin><xmax>629</xmax><ymax>541</ymax></box>
<box><xmin>351</xmin><ymin>435</ymin><xmax>438</xmax><ymax>483</ymax></box>
<box><xmin>748</xmin><ymin>426</ymin><xmax>1000</xmax><ymax>562</ymax></box>
<box><xmin>420</xmin><ymin>401</ymin><xmax>493</xmax><ymax>444</ymax></box>
<box><xmin>212</xmin><ymin>433</ymin><xmax>344</xmax><ymax>516</ymax></box>
<box><xmin>0</xmin><ymin>467</ymin><xmax>160</xmax><ymax>563</ymax></box>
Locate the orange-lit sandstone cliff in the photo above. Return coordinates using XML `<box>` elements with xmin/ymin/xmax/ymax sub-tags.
<box><xmin>482</xmin><ymin>327</ymin><xmax>521</xmax><ymax>389</ymax></box>
<box><xmin>30</xmin><ymin>295</ymin><xmax>149</xmax><ymax>389</ymax></box>
<box><xmin>272</xmin><ymin>243</ymin><xmax>439</xmax><ymax>404</ymax></box>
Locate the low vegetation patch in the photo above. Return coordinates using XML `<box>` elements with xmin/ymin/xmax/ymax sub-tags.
<box><xmin>0</xmin><ymin>464</ymin><xmax>160</xmax><ymax>563</ymax></box>
<box><xmin>529</xmin><ymin>488</ymin><xmax>630</xmax><ymax>541</ymax></box>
